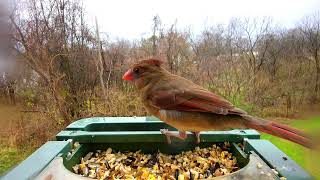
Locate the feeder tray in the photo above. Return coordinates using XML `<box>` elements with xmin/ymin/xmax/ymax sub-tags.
<box><xmin>2</xmin><ymin>117</ymin><xmax>313</xmax><ymax>180</ymax></box>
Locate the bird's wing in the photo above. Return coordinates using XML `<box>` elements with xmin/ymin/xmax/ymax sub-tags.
<box><xmin>149</xmin><ymin>87</ymin><xmax>247</xmax><ymax>115</ymax></box>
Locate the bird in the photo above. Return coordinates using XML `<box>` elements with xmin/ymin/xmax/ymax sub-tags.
<box><xmin>122</xmin><ymin>58</ymin><xmax>312</xmax><ymax>148</ymax></box>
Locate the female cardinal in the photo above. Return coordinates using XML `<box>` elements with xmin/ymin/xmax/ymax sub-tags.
<box><xmin>122</xmin><ymin>58</ymin><xmax>312</xmax><ymax>148</ymax></box>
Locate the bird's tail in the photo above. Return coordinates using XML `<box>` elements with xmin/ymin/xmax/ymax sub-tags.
<box><xmin>242</xmin><ymin>115</ymin><xmax>313</xmax><ymax>148</ymax></box>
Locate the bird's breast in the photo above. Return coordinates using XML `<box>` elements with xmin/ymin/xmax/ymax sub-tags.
<box><xmin>156</xmin><ymin>109</ymin><xmax>245</xmax><ymax>132</ymax></box>
<box><xmin>157</xmin><ymin>110</ymin><xmax>215</xmax><ymax>131</ymax></box>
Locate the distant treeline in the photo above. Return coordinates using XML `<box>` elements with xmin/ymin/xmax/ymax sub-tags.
<box><xmin>4</xmin><ymin>0</ymin><xmax>320</xmax><ymax>123</ymax></box>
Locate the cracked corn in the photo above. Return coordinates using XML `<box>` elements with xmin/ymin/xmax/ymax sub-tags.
<box><xmin>73</xmin><ymin>143</ymin><xmax>239</xmax><ymax>179</ymax></box>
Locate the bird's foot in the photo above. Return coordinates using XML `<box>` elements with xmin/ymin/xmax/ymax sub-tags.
<box><xmin>160</xmin><ymin>129</ymin><xmax>172</xmax><ymax>144</ymax></box>
<box><xmin>193</xmin><ymin>131</ymin><xmax>201</xmax><ymax>144</ymax></box>
<box><xmin>160</xmin><ymin>129</ymin><xmax>187</xmax><ymax>144</ymax></box>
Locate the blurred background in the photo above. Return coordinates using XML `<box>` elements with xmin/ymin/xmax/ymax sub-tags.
<box><xmin>0</xmin><ymin>0</ymin><xmax>319</xmax><ymax>178</ymax></box>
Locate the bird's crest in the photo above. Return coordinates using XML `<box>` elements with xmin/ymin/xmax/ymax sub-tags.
<box><xmin>138</xmin><ymin>58</ymin><xmax>164</xmax><ymax>67</ymax></box>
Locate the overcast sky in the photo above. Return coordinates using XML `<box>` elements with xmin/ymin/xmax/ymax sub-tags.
<box><xmin>83</xmin><ymin>0</ymin><xmax>320</xmax><ymax>40</ymax></box>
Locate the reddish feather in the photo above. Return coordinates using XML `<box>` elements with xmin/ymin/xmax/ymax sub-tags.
<box><xmin>151</xmin><ymin>88</ymin><xmax>245</xmax><ymax>115</ymax></box>
<box><xmin>244</xmin><ymin>118</ymin><xmax>313</xmax><ymax>148</ymax></box>
<box><xmin>138</xmin><ymin>59</ymin><xmax>164</xmax><ymax>66</ymax></box>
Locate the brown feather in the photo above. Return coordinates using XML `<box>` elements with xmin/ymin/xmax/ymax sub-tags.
<box><xmin>149</xmin><ymin>78</ymin><xmax>246</xmax><ymax>116</ymax></box>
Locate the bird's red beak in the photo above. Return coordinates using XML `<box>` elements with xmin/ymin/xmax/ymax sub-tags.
<box><xmin>122</xmin><ymin>69</ymin><xmax>134</xmax><ymax>81</ymax></box>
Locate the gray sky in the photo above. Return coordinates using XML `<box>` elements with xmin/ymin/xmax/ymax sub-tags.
<box><xmin>84</xmin><ymin>0</ymin><xmax>320</xmax><ymax>40</ymax></box>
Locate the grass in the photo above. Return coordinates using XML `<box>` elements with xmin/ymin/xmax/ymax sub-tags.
<box><xmin>0</xmin><ymin>103</ymin><xmax>59</xmax><ymax>176</ymax></box>
<box><xmin>261</xmin><ymin>117</ymin><xmax>320</xmax><ymax>179</ymax></box>
<box><xmin>0</xmin><ymin>145</ymin><xmax>33</xmax><ymax>175</ymax></box>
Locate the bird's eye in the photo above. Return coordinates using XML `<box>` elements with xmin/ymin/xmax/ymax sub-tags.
<box><xmin>133</xmin><ymin>68</ymin><xmax>140</xmax><ymax>74</ymax></box>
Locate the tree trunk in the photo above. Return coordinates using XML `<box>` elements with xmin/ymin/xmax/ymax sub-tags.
<box><xmin>315</xmin><ymin>53</ymin><xmax>320</xmax><ymax>101</ymax></box>
<box><xmin>49</xmin><ymin>83</ymin><xmax>70</xmax><ymax>125</ymax></box>
<box><xmin>95</xmin><ymin>17</ymin><xmax>107</xmax><ymax>100</ymax></box>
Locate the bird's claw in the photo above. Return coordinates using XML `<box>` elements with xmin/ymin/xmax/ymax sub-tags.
<box><xmin>193</xmin><ymin>132</ymin><xmax>201</xmax><ymax>144</ymax></box>
<box><xmin>160</xmin><ymin>129</ymin><xmax>172</xmax><ymax>144</ymax></box>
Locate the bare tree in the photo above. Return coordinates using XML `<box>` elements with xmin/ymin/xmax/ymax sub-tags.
<box><xmin>159</xmin><ymin>22</ymin><xmax>190</xmax><ymax>73</ymax></box>
<box><xmin>10</xmin><ymin>0</ymin><xmax>97</xmax><ymax>123</ymax></box>
<box><xmin>151</xmin><ymin>15</ymin><xmax>161</xmax><ymax>57</ymax></box>
<box><xmin>105</xmin><ymin>40</ymin><xmax>130</xmax><ymax>87</ymax></box>
<box><xmin>260</xmin><ymin>29</ymin><xmax>285</xmax><ymax>82</ymax></box>
<box><xmin>299</xmin><ymin>12</ymin><xmax>320</xmax><ymax>101</ymax></box>
<box><xmin>95</xmin><ymin>17</ymin><xmax>107</xmax><ymax>99</ymax></box>
<box><xmin>233</xmin><ymin>17</ymin><xmax>273</xmax><ymax>101</ymax></box>
<box><xmin>237</xmin><ymin>17</ymin><xmax>272</xmax><ymax>76</ymax></box>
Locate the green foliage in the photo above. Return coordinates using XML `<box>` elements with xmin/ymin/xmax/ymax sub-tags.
<box><xmin>17</xmin><ymin>89</ymin><xmax>37</xmax><ymax>108</ymax></box>
<box><xmin>0</xmin><ymin>145</ymin><xmax>33</xmax><ymax>175</ymax></box>
<box><xmin>229</xmin><ymin>95</ymin><xmax>255</xmax><ymax>113</ymax></box>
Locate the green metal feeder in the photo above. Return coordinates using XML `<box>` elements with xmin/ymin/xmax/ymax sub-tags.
<box><xmin>1</xmin><ymin>117</ymin><xmax>313</xmax><ymax>180</ymax></box>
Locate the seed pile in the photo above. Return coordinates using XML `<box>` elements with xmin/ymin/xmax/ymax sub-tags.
<box><xmin>73</xmin><ymin>143</ymin><xmax>239</xmax><ymax>180</ymax></box>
